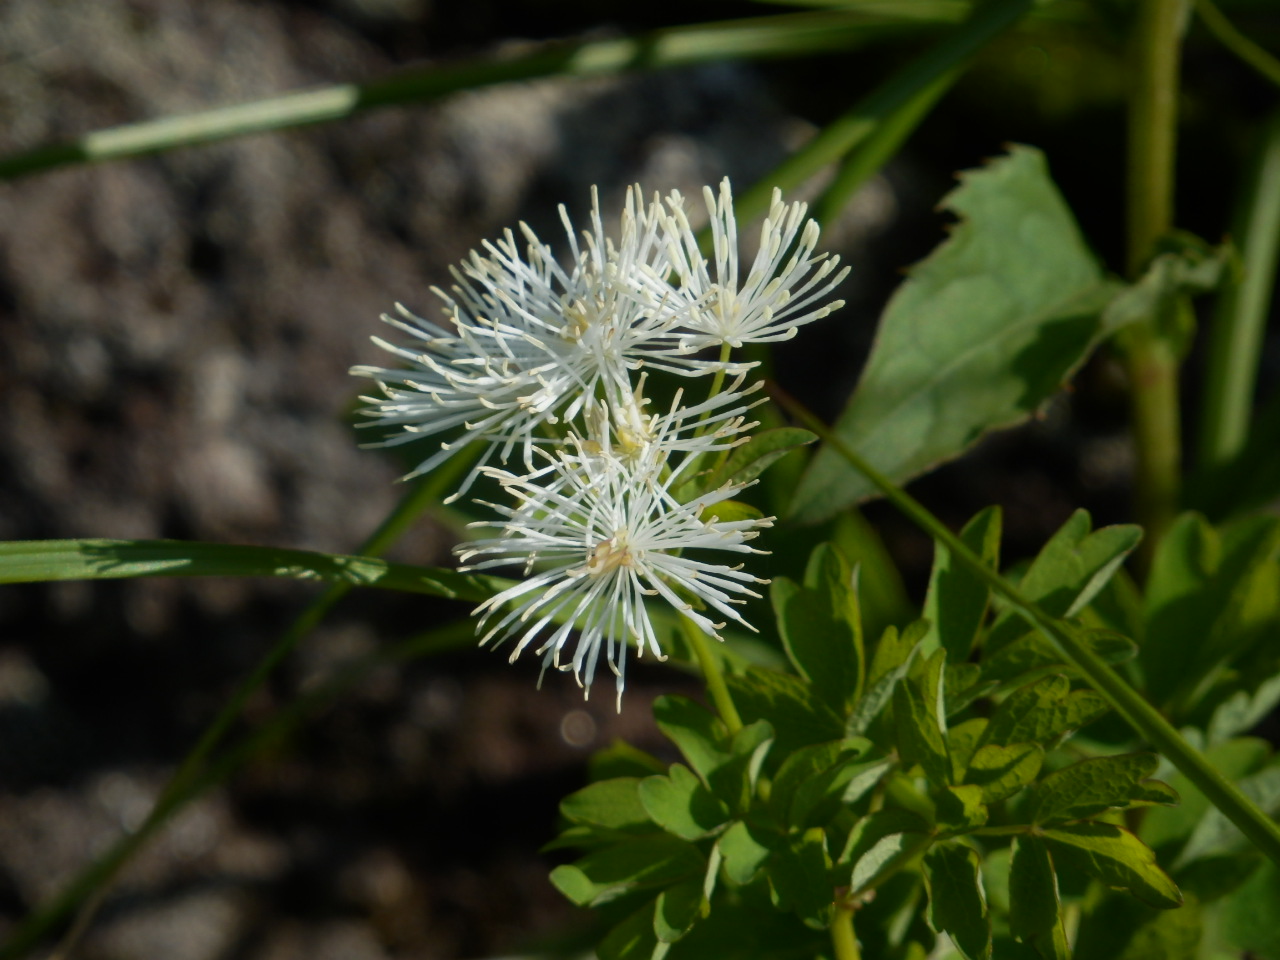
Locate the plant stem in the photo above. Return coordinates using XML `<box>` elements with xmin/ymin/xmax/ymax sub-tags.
<box><xmin>682</xmin><ymin>617</ymin><xmax>744</xmax><ymax>734</ymax></box>
<box><xmin>1199</xmin><ymin>110</ymin><xmax>1280</xmax><ymax>468</ymax></box>
<box><xmin>831</xmin><ymin>904</ymin><xmax>862</xmax><ymax>960</ymax></box>
<box><xmin>1194</xmin><ymin>0</ymin><xmax>1280</xmax><ymax>89</ymax></box>
<box><xmin>1122</xmin><ymin>0</ymin><xmax>1188</xmax><ymax>565</ymax></box>
<box><xmin>770</xmin><ymin>383</ymin><xmax>1280</xmax><ymax>869</ymax></box>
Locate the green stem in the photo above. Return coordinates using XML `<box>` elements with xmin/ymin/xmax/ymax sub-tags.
<box><xmin>1122</xmin><ymin>0</ymin><xmax>1188</xmax><ymax>565</ymax></box>
<box><xmin>682</xmin><ymin>617</ymin><xmax>744</xmax><ymax>734</ymax></box>
<box><xmin>1194</xmin><ymin>0</ymin><xmax>1280</xmax><ymax>89</ymax></box>
<box><xmin>1199</xmin><ymin>110</ymin><xmax>1280</xmax><ymax>468</ymax></box>
<box><xmin>770</xmin><ymin>383</ymin><xmax>1280</xmax><ymax>869</ymax></box>
<box><xmin>830</xmin><ymin>904</ymin><xmax>861</xmax><ymax>960</ymax></box>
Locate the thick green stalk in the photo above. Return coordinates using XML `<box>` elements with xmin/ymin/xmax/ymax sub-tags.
<box><xmin>1122</xmin><ymin>0</ymin><xmax>1188</xmax><ymax>563</ymax></box>
<box><xmin>682</xmin><ymin>618</ymin><xmax>744</xmax><ymax>734</ymax></box>
<box><xmin>1199</xmin><ymin>111</ymin><xmax>1280</xmax><ymax>467</ymax></box>
<box><xmin>771</xmin><ymin>384</ymin><xmax>1280</xmax><ymax>868</ymax></box>
<box><xmin>830</xmin><ymin>904</ymin><xmax>862</xmax><ymax>960</ymax></box>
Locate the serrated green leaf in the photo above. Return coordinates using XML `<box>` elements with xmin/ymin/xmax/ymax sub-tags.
<box><xmin>640</xmin><ymin>765</ymin><xmax>732</xmax><ymax>840</ymax></box>
<box><xmin>767</xmin><ymin>827</ymin><xmax>834</xmax><ymax>927</ymax></box>
<box><xmin>894</xmin><ymin>653</ymin><xmax>952</xmax><ymax>786</ymax></box>
<box><xmin>979</xmin><ymin>674</ymin><xmax>1107</xmax><ymax>748</ymax></box>
<box><xmin>549</xmin><ymin>834</ymin><xmax>705</xmax><ymax>907</ymax></box>
<box><xmin>561</xmin><ymin>777</ymin><xmax>653</xmax><ymax>833</ymax></box>
<box><xmin>923</xmin><ymin>841</ymin><xmax>991</xmax><ymax>960</ymax></box>
<box><xmin>1009</xmin><ymin>836</ymin><xmax>1059</xmax><ymax>942</ymax></box>
<box><xmin>726</xmin><ymin>668</ymin><xmax>844</xmax><ymax>758</ymax></box>
<box><xmin>935</xmin><ymin>784</ymin><xmax>988</xmax><ymax>831</ymax></box>
<box><xmin>792</xmin><ymin>145</ymin><xmax>1118</xmax><ymax>521</ymax></box>
<box><xmin>718</xmin><ymin>820</ymin><xmax>774</xmax><ymax>885</ymax></box>
<box><xmin>1042</xmin><ymin>823</ymin><xmax>1182</xmax><ymax>909</ymax></box>
<box><xmin>772</xmin><ymin>543</ymin><xmax>864</xmax><ymax>715</ymax></box>
<box><xmin>1029</xmin><ymin>753</ymin><xmax>1163</xmax><ymax>824</ymax></box>
<box><xmin>923</xmin><ymin>506</ymin><xmax>1001</xmax><ymax>662</ymax></box>
<box><xmin>985</xmin><ymin>511</ymin><xmax>1143</xmax><ymax>653</ymax></box>
<box><xmin>981</xmin><ymin>628</ymin><xmax>1137</xmax><ymax>687</ymax></box>
<box><xmin>769</xmin><ymin>741</ymin><xmax>855</xmax><ymax>822</ymax></box>
<box><xmin>964</xmin><ymin>742</ymin><xmax>1043</xmax><ymax>803</ymax></box>
<box><xmin>946</xmin><ymin>662</ymin><xmax>988</xmax><ymax>716</ymax></box>
<box><xmin>843</xmin><ymin>809</ymin><xmax>932</xmax><ymax>893</ymax></box>
<box><xmin>1208</xmin><ymin>673</ymin><xmax>1280</xmax><ymax>744</ymax></box>
<box><xmin>654</xmin><ymin>878</ymin><xmax>705</xmax><ymax>943</ymax></box>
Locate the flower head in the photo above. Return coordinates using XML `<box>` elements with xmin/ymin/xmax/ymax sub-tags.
<box><xmin>456</xmin><ymin>409</ymin><xmax>771</xmax><ymax>709</ymax></box>
<box><xmin>662</xmin><ymin>178</ymin><xmax>850</xmax><ymax>349</ymax></box>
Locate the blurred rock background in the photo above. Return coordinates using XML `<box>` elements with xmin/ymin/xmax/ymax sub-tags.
<box><xmin>0</xmin><ymin>1</ymin><xmax>1274</xmax><ymax>957</ymax></box>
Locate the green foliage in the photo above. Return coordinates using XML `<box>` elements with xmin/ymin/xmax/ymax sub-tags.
<box><xmin>792</xmin><ymin>147</ymin><xmax>1120</xmax><ymax>521</ymax></box>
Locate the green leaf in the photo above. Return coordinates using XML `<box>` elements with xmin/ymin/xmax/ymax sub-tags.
<box><xmin>947</xmin><ymin>717</ymin><xmax>989</xmax><ymax>784</ymax></box>
<box><xmin>842</xmin><ymin>809</ymin><xmax>932</xmax><ymax>893</ymax></box>
<box><xmin>652</xmin><ymin>696</ymin><xmax>730</xmax><ymax>788</ymax></box>
<box><xmin>792</xmin><ymin>145</ymin><xmax>1118</xmax><ymax>521</ymax></box>
<box><xmin>985</xmin><ymin>511</ymin><xmax>1143</xmax><ymax>653</ymax></box>
<box><xmin>590</xmin><ymin>741</ymin><xmax>669</xmax><ymax>781</ymax></box>
<box><xmin>935</xmin><ymin>784</ymin><xmax>988</xmax><ymax>831</ymax></box>
<box><xmin>923</xmin><ymin>506</ymin><xmax>1002</xmax><ymax>662</ymax></box>
<box><xmin>639</xmin><ymin>765</ymin><xmax>732</xmax><ymax>840</ymax></box>
<box><xmin>561</xmin><ymin>778</ymin><xmax>654</xmax><ymax>833</ymax></box>
<box><xmin>698</xmin><ymin>498</ymin><xmax>764</xmax><ymax>524</ymax></box>
<box><xmin>550</xmin><ymin>834</ymin><xmax>705</xmax><ymax>908</ymax></box>
<box><xmin>598</xmin><ymin>899</ymin><xmax>665</xmax><ymax>960</ymax></box>
<box><xmin>894</xmin><ymin>651</ymin><xmax>952</xmax><ymax>786</ymax></box>
<box><xmin>1008</xmin><ymin>836</ymin><xmax>1059</xmax><ymax>941</ymax></box>
<box><xmin>981</xmin><ymin>627</ymin><xmax>1137</xmax><ymax>687</ymax></box>
<box><xmin>1140</xmin><ymin>736</ymin><xmax>1273</xmax><ymax>857</ymax></box>
<box><xmin>1140</xmin><ymin>512</ymin><xmax>1280</xmax><ymax>712</ymax></box>
<box><xmin>1042</xmin><ymin>823</ymin><xmax>1182</xmax><ymax>909</ymax></box>
<box><xmin>1216</xmin><ymin>859</ymin><xmax>1280</xmax><ymax>959</ymax></box>
<box><xmin>718</xmin><ymin>820</ymin><xmax>774</xmax><ymax>886</ymax></box>
<box><xmin>1028</xmin><ymin>753</ymin><xmax>1166</xmax><ymax>825</ymax></box>
<box><xmin>0</xmin><ymin>537</ymin><xmax>494</xmax><ymax>598</ymax></box>
<box><xmin>654</xmin><ymin>878</ymin><xmax>706</xmax><ymax>943</ymax></box>
<box><xmin>1176</xmin><ymin>760</ymin><xmax>1280</xmax><ymax>866</ymax></box>
<box><xmin>767</xmin><ymin>827</ymin><xmax>834</xmax><ymax>927</ymax></box>
<box><xmin>791</xmin><ymin>757</ymin><xmax>892</xmax><ymax>829</ymax></box>
<box><xmin>771</xmin><ymin>543</ymin><xmax>864</xmax><ymax>715</ymax></box>
<box><xmin>978</xmin><ymin>674</ymin><xmax>1108</xmax><ymax>749</ymax></box>
<box><xmin>848</xmin><ymin>622</ymin><xmax>926</xmax><ymax>736</ymax></box>
<box><xmin>726</xmin><ymin>669</ymin><xmax>845</xmax><ymax>759</ymax></box>
<box><xmin>700</xmin><ymin>427</ymin><xmax>818</xmax><ymax>493</ymax></box>
<box><xmin>923</xmin><ymin>841</ymin><xmax>991</xmax><ymax>960</ymax></box>
<box><xmin>964</xmin><ymin>742</ymin><xmax>1044</xmax><ymax>804</ymax></box>
<box><xmin>1208</xmin><ymin>673</ymin><xmax>1280</xmax><ymax>744</ymax></box>
<box><xmin>1104</xmin><ymin>231</ymin><xmax>1234</xmax><ymax>357</ymax></box>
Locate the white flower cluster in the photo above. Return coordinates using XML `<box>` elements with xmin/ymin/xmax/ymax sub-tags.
<box><xmin>352</xmin><ymin>179</ymin><xmax>847</xmax><ymax>707</ymax></box>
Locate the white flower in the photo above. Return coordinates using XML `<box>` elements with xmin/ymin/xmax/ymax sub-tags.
<box><xmin>662</xmin><ymin>178</ymin><xmax>850</xmax><ymax>349</ymax></box>
<box><xmin>350</xmin><ymin>187</ymin><xmax>741</xmax><ymax>499</ymax></box>
<box><xmin>455</xmin><ymin>423</ymin><xmax>771</xmax><ymax>708</ymax></box>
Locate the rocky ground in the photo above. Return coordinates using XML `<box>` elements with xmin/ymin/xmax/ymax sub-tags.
<box><xmin>0</xmin><ymin>2</ymin><xmax>1148</xmax><ymax>958</ymax></box>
